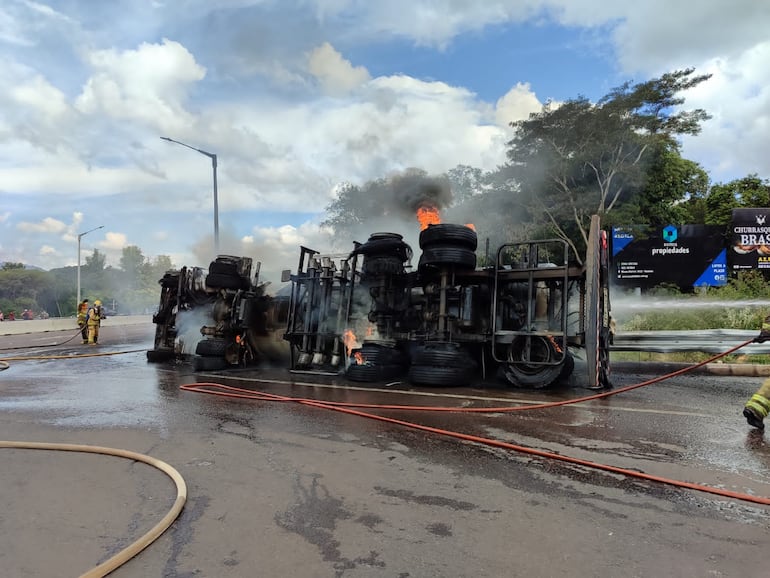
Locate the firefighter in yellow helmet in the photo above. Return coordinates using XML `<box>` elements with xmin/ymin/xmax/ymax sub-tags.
<box><xmin>86</xmin><ymin>299</ymin><xmax>106</xmax><ymax>345</ymax></box>
<box><xmin>743</xmin><ymin>314</ymin><xmax>770</xmax><ymax>430</ymax></box>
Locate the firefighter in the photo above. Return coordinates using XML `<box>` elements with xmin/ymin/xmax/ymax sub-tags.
<box><xmin>743</xmin><ymin>314</ymin><xmax>770</xmax><ymax>430</ymax></box>
<box><xmin>86</xmin><ymin>299</ymin><xmax>106</xmax><ymax>345</ymax></box>
<box><xmin>77</xmin><ymin>299</ymin><xmax>89</xmax><ymax>344</ymax></box>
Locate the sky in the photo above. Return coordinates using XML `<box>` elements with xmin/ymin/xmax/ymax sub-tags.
<box><xmin>1</xmin><ymin>0</ymin><xmax>769</xmax><ymax>287</ymax></box>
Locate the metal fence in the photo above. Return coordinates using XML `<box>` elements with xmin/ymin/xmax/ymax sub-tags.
<box><xmin>612</xmin><ymin>329</ymin><xmax>769</xmax><ymax>355</ymax></box>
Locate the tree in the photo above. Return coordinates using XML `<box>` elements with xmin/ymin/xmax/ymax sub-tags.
<box><xmin>2</xmin><ymin>262</ymin><xmax>25</xmax><ymax>270</ymax></box>
<box><xmin>696</xmin><ymin>175</ymin><xmax>770</xmax><ymax>226</ymax></box>
<box><xmin>84</xmin><ymin>249</ymin><xmax>107</xmax><ymax>274</ymax></box>
<box><xmin>147</xmin><ymin>255</ymin><xmax>175</xmax><ymax>285</ymax></box>
<box><xmin>611</xmin><ymin>143</ymin><xmax>710</xmax><ymax>228</ymax></box>
<box><xmin>120</xmin><ymin>245</ymin><xmax>149</xmax><ymax>282</ymax></box>
<box><xmin>502</xmin><ymin>68</ymin><xmax>711</xmax><ymax>263</ymax></box>
<box><xmin>0</xmin><ymin>268</ymin><xmax>54</xmax><ymax>314</ymax></box>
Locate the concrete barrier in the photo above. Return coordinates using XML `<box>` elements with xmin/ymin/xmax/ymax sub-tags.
<box><xmin>0</xmin><ymin>315</ymin><xmax>152</xmax><ymax>336</ymax></box>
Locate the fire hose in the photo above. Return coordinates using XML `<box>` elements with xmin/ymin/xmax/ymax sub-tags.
<box><xmin>0</xmin><ymin>337</ymin><xmax>765</xmax><ymax>575</ymax></box>
<box><xmin>0</xmin><ymin>441</ymin><xmax>186</xmax><ymax>578</ymax></box>
<box><xmin>181</xmin><ymin>337</ymin><xmax>770</xmax><ymax>507</ymax></box>
<box><xmin>1</xmin><ymin>341</ymin><xmax>186</xmax><ymax>576</ymax></box>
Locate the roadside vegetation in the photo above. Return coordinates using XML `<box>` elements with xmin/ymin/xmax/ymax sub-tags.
<box><xmin>613</xmin><ymin>271</ymin><xmax>770</xmax><ymax>364</ymax></box>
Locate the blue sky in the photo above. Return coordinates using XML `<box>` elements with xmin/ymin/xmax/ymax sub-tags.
<box><xmin>1</xmin><ymin>0</ymin><xmax>768</xmax><ymax>285</ymax></box>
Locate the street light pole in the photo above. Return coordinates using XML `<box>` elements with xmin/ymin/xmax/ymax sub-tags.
<box><xmin>160</xmin><ymin>136</ymin><xmax>219</xmax><ymax>255</ymax></box>
<box><xmin>77</xmin><ymin>225</ymin><xmax>105</xmax><ymax>308</ymax></box>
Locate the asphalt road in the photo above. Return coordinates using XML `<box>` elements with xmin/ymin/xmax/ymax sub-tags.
<box><xmin>1</xmin><ymin>325</ymin><xmax>769</xmax><ymax>578</ymax></box>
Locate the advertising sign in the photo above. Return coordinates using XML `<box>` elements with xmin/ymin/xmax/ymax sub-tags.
<box><xmin>729</xmin><ymin>208</ymin><xmax>770</xmax><ymax>275</ymax></box>
<box><xmin>612</xmin><ymin>225</ymin><xmax>727</xmax><ymax>289</ymax></box>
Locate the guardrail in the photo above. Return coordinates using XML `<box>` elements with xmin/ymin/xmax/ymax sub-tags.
<box><xmin>611</xmin><ymin>329</ymin><xmax>769</xmax><ymax>355</ymax></box>
<box><xmin>0</xmin><ymin>315</ymin><xmax>152</xmax><ymax>336</ymax></box>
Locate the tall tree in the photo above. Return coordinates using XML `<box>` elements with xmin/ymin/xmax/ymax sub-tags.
<box><xmin>84</xmin><ymin>249</ymin><xmax>107</xmax><ymax>274</ymax></box>
<box><xmin>1</xmin><ymin>262</ymin><xmax>25</xmax><ymax>270</ymax></box>
<box><xmin>698</xmin><ymin>175</ymin><xmax>770</xmax><ymax>225</ymax></box>
<box><xmin>611</xmin><ymin>143</ymin><xmax>710</xmax><ymax>228</ymax></box>
<box><xmin>502</xmin><ymin>68</ymin><xmax>711</xmax><ymax>263</ymax></box>
<box><xmin>147</xmin><ymin>255</ymin><xmax>175</xmax><ymax>285</ymax></box>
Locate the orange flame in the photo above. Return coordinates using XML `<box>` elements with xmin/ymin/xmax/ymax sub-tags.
<box><xmin>465</xmin><ymin>223</ymin><xmax>476</xmax><ymax>231</ymax></box>
<box><xmin>343</xmin><ymin>329</ymin><xmax>359</xmax><ymax>357</ymax></box>
<box><xmin>417</xmin><ymin>206</ymin><xmax>441</xmax><ymax>231</ymax></box>
<box><xmin>366</xmin><ymin>325</ymin><xmax>374</xmax><ymax>337</ymax></box>
<box><xmin>353</xmin><ymin>351</ymin><xmax>366</xmax><ymax>365</ymax></box>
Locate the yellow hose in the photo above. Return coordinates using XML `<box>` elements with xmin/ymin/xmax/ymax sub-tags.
<box><xmin>0</xmin><ymin>441</ymin><xmax>187</xmax><ymax>578</ymax></box>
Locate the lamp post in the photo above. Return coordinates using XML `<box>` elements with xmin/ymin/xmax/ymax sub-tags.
<box><xmin>160</xmin><ymin>136</ymin><xmax>219</xmax><ymax>255</ymax></box>
<box><xmin>77</xmin><ymin>225</ymin><xmax>104</xmax><ymax>308</ymax></box>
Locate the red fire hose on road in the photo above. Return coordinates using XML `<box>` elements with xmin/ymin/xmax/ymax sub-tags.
<box><xmin>181</xmin><ymin>337</ymin><xmax>770</xmax><ymax>508</ymax></box>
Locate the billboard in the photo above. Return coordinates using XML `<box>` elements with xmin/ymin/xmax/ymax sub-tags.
<box><xmin>612</xmin><ymin>224</ymin><xmax>727</xmax><ymax>289</ymax></box>
<box><xmin>729</xmin><ymin>208</ymin><xmax>770</xmax><ymax>275</ymax></box>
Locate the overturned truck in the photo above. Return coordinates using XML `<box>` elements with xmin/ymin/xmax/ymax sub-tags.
<box><xmin>147</xmin><ymin>215</ymin><xmax>612</xmax><ymax>389</ymax></box>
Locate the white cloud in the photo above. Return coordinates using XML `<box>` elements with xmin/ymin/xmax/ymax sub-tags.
<box><xmin>495</xmin><ymin>82</ymin><xmax>543</xmax><ymax>128</ymax></box>
<box><xmin>2</xmin><ymin>0</ymin><xmax>768</xmax><ymax>273</ymax></box>
<box><xmin>17</xmin><ymin>216</ymin><xmax>68</xmax><ymax>234</ymax></box>
<box><xmin>11</xmin><ymin>74</ymin><xmax>69</xmax><ymax>118</ymax></box>
<box><xmin>75</xmin><ymin>39</ymin><xmax>206</xmax><ymax>132</ymax></box>
<box><xmin>678</xmin><ymin>41</ymin><xmax>770</xmax><ymax>182</ymax></box>
<box><xmin>0</xmin><ymin>212</ymin><xmax>10</xmax><ymax>223</ymax></box>
<box><xmin>307</xmin><ymin>42</ymin><xmax>371</xmax><ymax>95</ymax></box>
<box><xmin>99</xmin><ymin>232</ymin><xmax>128</xmax><ymax>251</ymax></box>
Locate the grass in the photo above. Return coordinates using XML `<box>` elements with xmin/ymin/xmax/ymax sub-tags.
<box><xmin>611</xmin><ymin>273</ymin><xmax>770</xmax><ymax>364</ymax></box>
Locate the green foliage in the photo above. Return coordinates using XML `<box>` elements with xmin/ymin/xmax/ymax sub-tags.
<box><xmin>0</xmin><ymin>269</ymin><xmax>55</xmax><ymax>317</ymax></box>
<box><xmin>1</xmin><ymin>262</ymin><xmax>25</xmax><ymax>270</ymax></box>
<box><xmin>502</xmin><ymin>68</ymin><xmax>711</xmax><ymax>263</ymax></box>
<box><xmin>0</xmin><ymin>250</ymin><xmax>177</xmax><ymax>317</ymax></box>
<box><xmin>620</xmin><ymin>306</ymin><xmax>765</xmax><ymax>331</ymax></box>
<box><xmin>618</xmin><ymin>272</ymin><xmax>770</xmax><ymax>333</ymax></box>
<box><xmin>711</xmin><ymin>270</ymin><xmax>770</xmax><ymax>299</ymax></box>
<box><xmin>702</xmin><ymin>175</ymin><xmax>770</xmax><ymax>226</ymax></box>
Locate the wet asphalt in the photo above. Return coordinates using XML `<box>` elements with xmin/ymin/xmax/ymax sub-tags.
<box><xmin>1</xmin><ymin>324</ymin><xmax>769</xmax><ymax>578</ymax></box>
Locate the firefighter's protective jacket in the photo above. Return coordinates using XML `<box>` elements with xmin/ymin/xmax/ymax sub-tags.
<box><xmin>77</xmin><ymin>302</ymin><xmax>88</xmax><ymax>326</ymax></box>
<box><xmin>86</xmin><ymin>305</ymin><xmax>105</xmax><ymax>327</ymax></box>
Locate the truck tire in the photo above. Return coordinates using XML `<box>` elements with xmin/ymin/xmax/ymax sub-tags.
<box><xmin>146</xmin><ymin>349</ymin><xmax>175</xmax><ymax>362</ymax></box>
<box><xmin>412</xmin><ymin>343</ymin><xmax>476</xmax><ymax>369</ymax></box>
<box><xmin>501</xmin><ymin>335</ymin><xmax>567</xmax><ymax>389</ymax></box>
<box><xmin>419</xmin><ymin>224</ymin><xmax>478</xmax><ymax>250</ymax></box>
<box><xmin>346</xmin><ymin>363</ymin><xmax>404</xmax><ymax>382</ymax></box>
<box><xmin>418</xmin><ymin>247</ymin><xmax>476</xmax><ymax>270</ymax></box>
<box><xmin>408</xmin><ymin>364</ymin><xmax>474</xmax><ymax>387</ymax></box>
<box><xmin>193</xmin><ymin>355</ymin><xmax>229</xmax><ymax>371</ymax></box>
<box><xmin>195</xmin><ymin>337</ymin><xmax>228</xmax><ymax>357</ymax></box>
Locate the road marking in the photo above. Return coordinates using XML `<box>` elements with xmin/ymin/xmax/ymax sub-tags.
<box><xmin>176</xmin><ymin>371</ymin><xmax>714</xmax><ymax>418</ymax></box>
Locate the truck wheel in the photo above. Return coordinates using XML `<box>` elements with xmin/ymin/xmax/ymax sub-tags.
<box><xmin>419</xmin><ymin>224</ymin><xmax>478</xmax><ymax>250</ymax></box>
<box><xmin>408</xmin><ymin>364</ymin><xmax>474</xmax><ymax>387</ymax></box>
<box><xmin>146</xmin><ymin>349</ymin><xmax>175</xmax><ymax>362</ymax></box>
<box><xmin>346</xmin><ymin>363</ymin><xmax>405</xmax><ymax>383</ymax></box>
<box><xmin>418</xmin><ymin>247</ymin><xmax>476</xmax><ymax>270</ymax></box>
<box><xmin>195</xmin><ymin>337</ymin><xmax>228</xmax><ymax>357</ymax></box>
<box><xmin>412</xmin><ymin>343</ymin><xmax>476</xmax><ymax>368</ymax></box>
<box><xmin>363</xmin><ymin>255</ymin><xmax>405</xmax><ymax>276</ymax></box>
<box><xmin>193</xmin><ymin>355</ymin><xmax>229</xmax><ymax>371</ymax></box>
<box><xmin>501</xmin><ymin>335</ymin><xmax>566</xmax><ymax>389</ymax></box>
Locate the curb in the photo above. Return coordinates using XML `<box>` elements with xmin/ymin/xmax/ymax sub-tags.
<box><xmin>612</xmin><ymin>361</ymin><xmax>770</xmax><ymax>378</ymax></box>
